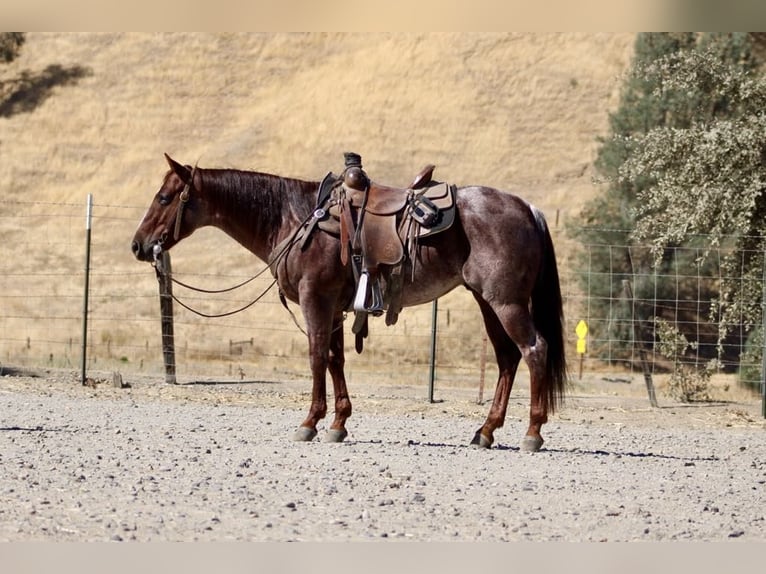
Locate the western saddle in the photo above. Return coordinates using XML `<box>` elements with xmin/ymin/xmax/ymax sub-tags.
<box><xmin>295</xmin><ymin>152</ymin><xmax>456</xmax><ymax>351</ymax></box>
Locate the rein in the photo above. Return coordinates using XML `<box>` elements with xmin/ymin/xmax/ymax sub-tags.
<box><xmin>171</xmin><ymin>267</ymin><xmax>268</xmax><ymax>294</ymax></box>
<box><xmin>152</xmin><ymin>244</ymin><xmax>278</xmax><ymax>319</ymax></box>
<box><xmin>152</xmin><ymin>209</ymin><xmax>314</xmax><ymax>333</ymax></box>
<box><xmin>171</xmin><ymin>277</ymin><xmax>278</xmax><ymax>319</ymax></box>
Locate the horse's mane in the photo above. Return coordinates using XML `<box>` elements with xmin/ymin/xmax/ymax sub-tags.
<box><xmin>202</xmin><ymin>168</ymin><xmax>317</xmax><ymax>233</ymax></box>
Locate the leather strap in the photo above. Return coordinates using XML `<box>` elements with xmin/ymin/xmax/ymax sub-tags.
<box><xmin>339</xmin><ymin>197</ymin><xmax>354</xmax><ymax>266</ymax></box>
<box><xmin>173</xmin><ymin>165</ymin><xmax>196</xmax><ymax>241</ymax></box>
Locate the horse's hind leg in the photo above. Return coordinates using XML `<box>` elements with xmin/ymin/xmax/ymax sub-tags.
<box><xmin>502</xmin><ymin>303</ymin><xmax>549</xmax><ymax>452</ymax></box>
<box><xmin>481</xmin><ymin>300</ymin><xmax>550</xmax><ymax>452</ymax></box>
<box><xmin>325</xmin><ymin>315</ymin><xmax>352</xmax><ymax>442</ymax></box>
<box><xmin>470</xmin><ymin>295</ymin><xmax>522</xmax><ymax>449</ymax></box>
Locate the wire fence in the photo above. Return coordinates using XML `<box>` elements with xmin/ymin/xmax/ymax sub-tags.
<box><xmin>568</xmin><ymin>241</ymin><xmax>764</xmax><ymax>372</ymax></box>
<box><xmin>1</xmin><ymin>197</ymin><xmax>765</xmax><ymax>406</ymax></box>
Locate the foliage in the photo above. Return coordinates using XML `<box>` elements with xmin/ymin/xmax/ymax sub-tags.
<box><xmin>654</xmin><ymin>318</ymin><xmax>714</xmax><ymax>403</ymax></box>
<box><xmin>0</xmin><ymin>33</ymin><xmax>24</xmax><ymax>63</ymax></box>
<box><xmin>570</xmin><ymin>34</ymin><xmax>700</xmax><ymax>362</ymax></box>
<box><xmin>575</xmin><ymin>34</ymin><xmax>699</xmax><ymax>243</ymax></box>
<box><xmin>621</xmin><ymin>37</ymin><xmax>766</xmax><ymax>350</ymax></box>
<box><xmin>738</xmin><ymin>326</ymin><xmax>763</xmax><ymax>392</ymax></box>
<box><xmin>569</xmin><ymin>33</ymin><xmax>763</xmax><ymax>369</ymax></box>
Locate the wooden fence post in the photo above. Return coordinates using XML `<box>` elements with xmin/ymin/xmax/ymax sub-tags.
<box><xmin>622</xmin><ymin>279</ymin><xmax>658</xmax><ymax>407</ymax></box>
<box><xmin>157</xmin><ymin>251</ymin><xmax>177</xmax><ymax>384</ymax></box>
<box><xmin>761</xmin><ymin>250</ymin><xmax>766</xmax><ymax>418</ymax></box>
<box><xmin>477</xmin><ymin>332</ymin><xmax>488</xmax><ymax>404</ymax></box>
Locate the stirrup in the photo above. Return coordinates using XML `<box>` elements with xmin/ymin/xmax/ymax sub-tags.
<box><xmin>352</xmin><ymin>270</ymin><xmax>384</xmax><ymax>315</ymax></box>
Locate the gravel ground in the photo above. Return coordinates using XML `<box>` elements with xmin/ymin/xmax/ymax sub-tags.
<box><xmin>0</xmin><ymin>369</ymin><xmax>764</xmax><ymax>542</ymax></box>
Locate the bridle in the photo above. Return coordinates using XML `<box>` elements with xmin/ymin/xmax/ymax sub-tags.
<box><xmin>172</xmin><ymin>164</ymin><xmax>196</xmax><ymax>243</ymax></box>
<box><xmin>148</xmin><ymin>164</ymin><xmax>309</xmax><ymax>331</ymax></box>
<box><xmin>154</xmin><ymin>164</ymin><xmax>197</xmax><ymax>249</ymax></box>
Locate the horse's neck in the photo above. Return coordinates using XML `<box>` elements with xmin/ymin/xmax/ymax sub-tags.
<box><xmin>204</xmin><ymin>171</ymin><xmax>307</xmax><ymax>262</ymax></box>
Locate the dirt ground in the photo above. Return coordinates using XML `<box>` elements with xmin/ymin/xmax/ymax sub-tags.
<box><xmin>3</xmin><ymin>366</ymin><xmax>762</xmax><ymax>433</ymax></box>
<box><xmin>1</xmin><ymin>367</ymin><xmax>764</xmax><ymax>542</ymax></box>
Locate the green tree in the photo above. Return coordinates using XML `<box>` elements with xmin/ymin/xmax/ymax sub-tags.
<box><xmin>620</xmin><ymin>36</ymin><xmax>766</xmax><ymax>389</ymax></box>
<box><xmin>569</xmin><ymin>33</ymin><xmax>759</xmax><ymax>370</ymax></box>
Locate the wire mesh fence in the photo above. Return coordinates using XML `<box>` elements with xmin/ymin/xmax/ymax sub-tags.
<box><xmin>560</xmin><ymin>240</ymin><xmax>765</xmax><ymax>389</ymax></box>
<box><xmin>1</xmin><ymin>197</ymin><xmax>764</xmax><ymax>405</ymax></box>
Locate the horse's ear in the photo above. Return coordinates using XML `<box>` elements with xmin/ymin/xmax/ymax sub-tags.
<box><xmin>165</xmin><ymin>153</ymin><xmax>191</xmax><ymax>182</ymax></box>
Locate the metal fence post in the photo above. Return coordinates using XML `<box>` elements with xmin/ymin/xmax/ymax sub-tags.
<box><xmin>80</xmin><ymin>194</ymin><xmax>93</xmax><ymax>385</ymax></box>
<box><xmin>428</xmin><ymin>298</ymin><xmax>438</xmax><ymax>403</ymax></box>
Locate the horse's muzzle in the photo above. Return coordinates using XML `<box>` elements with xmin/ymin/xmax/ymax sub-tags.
<box><xmin>132</xmin><ymin>239</ymin><xmax>151</xmax><ymax>261</ymax></box>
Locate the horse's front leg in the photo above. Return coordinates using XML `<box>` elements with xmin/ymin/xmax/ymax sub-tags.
<box><xmin>294</xmin><ymin>315</ymin><xmax>352</xmax><ymax>443</ymax></box>
<box><xmin>292</xmin><ymin>331</ymin><xmax>328</xmax><ymax>441</ymax></box>
<box><xmin>293</xmin><ymin>291</ymin><xmax>351</xmax><ymax>442</ymax></box>
<box><xmin>292</xmin><ymin>311</ymin><xmax>333</xmax><ymax>443</ymax></box>
<box><xmin>324</xmin><ymin>314</ymin><xmax>351</xmax><ymax>442</ymax></box>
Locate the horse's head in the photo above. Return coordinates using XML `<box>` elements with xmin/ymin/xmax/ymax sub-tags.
<box><xmin>131</xmin><ymin>154</ymin><xmax>201</xmax><ymax>262</ymax></box>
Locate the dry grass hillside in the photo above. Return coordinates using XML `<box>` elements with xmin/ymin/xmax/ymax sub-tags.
<box><xmin>2</xmin><ymin>33</ymin><xmax>635</xmax><ymax>206</ymax></box>
<box><xmin>0</xmin><ymin>33</ymin><xmax>636</xmax><ymax>384</ymax></box>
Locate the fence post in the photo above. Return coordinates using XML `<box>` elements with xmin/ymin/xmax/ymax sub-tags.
<box><xmin>80</xmin><ymin>194</ymin><xmax>93</xmax><ymax>385</ymax></box>
<box><xmin>761</xmin><ymin>251</ymin><xmax>766</xmax><ymax>418</ymax></box>
<box><xmin>428</xmin><ymin>298</ymin><xmax>438</xmax><ymax>403</ymax></box>
<box><xmin>156</xmin><ymin>251</ymin><xmax>177</xmax><ymax>384</ymax></box>
<box><xmin>477</xmin><ymin>332</ymin><xmax>488</xmax><ymax>404</ymax></box>
<box><xmin>622</xmin><ymin>279</ymin><xmax>659</xmax><ymax>407</ymax></box>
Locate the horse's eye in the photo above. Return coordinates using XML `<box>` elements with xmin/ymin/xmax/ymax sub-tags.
<box><xmin>158</xmin><ymin>194</ymin><xmax>171</xmax><ymax>206</ymax></box>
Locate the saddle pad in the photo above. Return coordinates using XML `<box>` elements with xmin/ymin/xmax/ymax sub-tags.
<box><xmin>414</xmin><ymin>183</ymin><xmax>456</xmax><ymax>238</ymax></box>
<box><xmin>359</xmin><ymin>180</ymin><xmax>452</xmax><ymax>216</ymax></box>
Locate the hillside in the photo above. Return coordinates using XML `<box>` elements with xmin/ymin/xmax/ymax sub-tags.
<box><xmin>0</xmin><ymin>33</ymin><xmax>636</xmax><ymax>380</ymax></box>
<box><xmin>1</xmin><ymin>32</ymin><xmax>634</xmax><ymax>207</ymax></box>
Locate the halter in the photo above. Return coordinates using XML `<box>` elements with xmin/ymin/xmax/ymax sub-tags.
<box><xmin>172</xmin><ymin>164</ymin><xmax>197</xmax><ymax>242</ymax></box>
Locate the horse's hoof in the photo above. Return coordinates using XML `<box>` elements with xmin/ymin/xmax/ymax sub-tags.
<box><xmin>520</xmin><ymin>435</ymin><xmax>543</xmax><ymax>453</ymax></box>
<box><xmin>292</xmin><ymin>426</ymin><xmax>318</xmax><ymax>442</ymax></box>
<box><xmin>470</xmin><ymin>431</ymin><xmax>493</xmax><ymax>449</ymax></box>
<box><xmin>324</xmin><ymin>428</ymin><xmax>348</xmax><ymax>443</ymax></box>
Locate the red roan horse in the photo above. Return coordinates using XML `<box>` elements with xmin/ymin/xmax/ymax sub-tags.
<box><xmin>132</xmin><ymin>154</ymin><xmax>567</xmax><ymax>452</ymax></box>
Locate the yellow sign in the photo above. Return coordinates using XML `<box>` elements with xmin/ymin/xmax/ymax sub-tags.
<box><xmin>575</xmin><ymin>320</ymin><xmax>588</xmax><ymax>355</ymax></box>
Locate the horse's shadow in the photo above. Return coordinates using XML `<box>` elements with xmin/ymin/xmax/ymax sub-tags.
<box><xmin>345</xmin><ymin>438</ymin><xmax>718</xmax><ymax>462</ymax></box>
<box><xmin>0</xmin><ymin>425</ymin><xmax>77</xmax><ymax>433</ymax></box>
<box><xmin>533</xmin><ymin>445</ymin><xmax>719</xmax><ymax>462</ymax></box>
<box><xmin>180</xmin><ymin>379</ymin><xmax>280</xmax><ymax>386</ymax></box>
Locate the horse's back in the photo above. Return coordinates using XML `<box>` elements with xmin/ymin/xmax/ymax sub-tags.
<box><xmin>455</xmin><ymin>185</ymin><xmax>543</xmax><ymax>245</ymax></box>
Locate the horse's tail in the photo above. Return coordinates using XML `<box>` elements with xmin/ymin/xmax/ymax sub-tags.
<box><xmin>530</xmin><ymin>205</ymin><xmax>568</xmax><ymax>413</ymax></box>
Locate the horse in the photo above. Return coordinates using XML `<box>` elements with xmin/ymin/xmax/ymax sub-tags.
<box><xmin>132</xmin><ymin>154</ymin><xmax>568</xmax><ymax>452</ymax></box>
